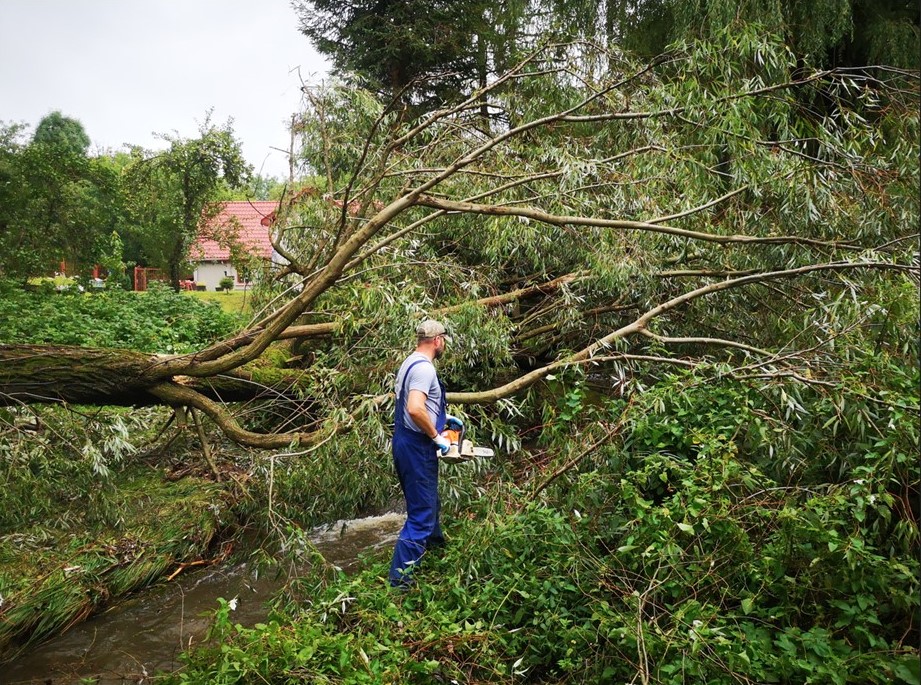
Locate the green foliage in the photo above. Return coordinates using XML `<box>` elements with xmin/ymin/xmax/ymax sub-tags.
<box><xmin>124</xmin><ymin>113</ymin><xmax>251</xmax><ymax>288</ymax></box>
<box><xmin>97</xmin><ymin>230</ymin><xmax>126</xmax><ymax>286</ymax></box>
<box><xmin>293</xmin><ymin>83</ymin><xmax>389</xmax><ymax>186</ymax></box>
<box><xmin>2</xmin><ymin>21</ymin><xmax>918</xmax><ymax>680</ymax></box>
<box><xmin>280</xmin><ymin>25</ymin><xmax>919</xmax><ymax>400</ymax></box>
<box><xmin>32</xmin><ymin>111</ymin><xmax>91</xmax><ymax>155</ymax></box>
<box><xmin>546</xmin><ymin>0</ymin><xmax>919</xmax><ymax>68</ymax></box>
<box><xmin>0</xmin><ymin>397</ymin><xmax>231</xmax><ymax>657</ymax></box>
<box><xmin>293</xmin><ymin>0</ymin><xmax>527</xmax><ymax>109</ymax></box>
<box><xmin>0</xmin><ymin>120</ymin><xmax>128</xmax><ymax>280</ymax></box>
<box><xmin>0</xmin><ymin>281</ymin><xmax>243</xmax><ymax>353</ymax></box>
<box><xmin>169</xmin><ymin>365</ymin><xmax>919</xmax><ymax>684</ymax></box>
<box><xmin>217</xmin><ymin>173</ymin><xmax>287</xmax><ymax>201</ymax></box>
<box><xmin>292</xmin><ymin>0</ymin><xmax>917</xmax><ymax>117</ymax></box>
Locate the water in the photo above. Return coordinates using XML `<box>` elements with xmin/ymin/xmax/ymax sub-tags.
<box><xmin>4</xmin><ymin>513</ymin><xmax>405</xmax><ymax>685</ymax></box>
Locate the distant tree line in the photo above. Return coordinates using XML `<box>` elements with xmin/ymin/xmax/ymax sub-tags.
<box><xmin>0</xmin><ymin>111</ymin><xmax>286</xmax><ymax>289</ymax></box>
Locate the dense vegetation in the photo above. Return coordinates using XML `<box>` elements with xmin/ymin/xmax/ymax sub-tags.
<box><xmin>0</xmin><ymin>5</ymin><xmax>917</xmax><ymax>684</ymax></box>
<box><xmin>166</xmin><ymin>24</ymin><xmax>918</xmax><ymax>684</ymax></box>
<box><xmin>0</xmin><ymin>281</ymin><xmax>243</xmax><ymax>353</ymax></box>
<box><xmin>0</xmin><ymin>288</ymin><xmax>239</xmax><ymax>656</ymax></box>
<box><xmin>169</xmin><ymin>367</ymin><xmax>919</xmax><ymax>684</ymax></box>
<box><xmin>294</xmin><ymin>0</ymin><xmax>919</xmax><ymax>108</ymax></box>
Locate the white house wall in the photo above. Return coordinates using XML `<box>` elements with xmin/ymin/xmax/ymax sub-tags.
<box><xmin>193</xmin><ymin>262</ymin><xmax>237</xmax><ymax>291</ymax></box>
<box><xmin>192</xmin><ymin>252</ymin><xmax>286</xmax><ymax>291</ymax></box>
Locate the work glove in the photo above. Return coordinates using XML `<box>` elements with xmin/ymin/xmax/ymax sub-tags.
<box><xmin>433</xmin><ymin>434</ymin><xmax>452</xmax><ymax>455</ymax></box>
<box><xmin>444</xmin><ymin>415</ymin><xmax>464</xmax><ymax>431</ymax></box>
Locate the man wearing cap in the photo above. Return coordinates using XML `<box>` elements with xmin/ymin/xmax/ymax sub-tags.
<box><xmin>388</xmin><ymin>319</ymin><xmax>462</xmax><ymax>587</ymax></box>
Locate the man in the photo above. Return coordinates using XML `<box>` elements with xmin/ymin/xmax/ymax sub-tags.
<box><xmin>389</xmin><ymin>319</ymin><xmax>463</xmax><ymax>587</ymax></box>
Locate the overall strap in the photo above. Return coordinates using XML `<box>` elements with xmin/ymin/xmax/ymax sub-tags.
<box><xmin>434</xmin><ymin>376</ymin><xmax>447</xmax><ymax>431</ymax></box>
<box><xmin>395</xmin><ymin>358</ymin><xmax>433</xmax><ymax>431</ymax></box>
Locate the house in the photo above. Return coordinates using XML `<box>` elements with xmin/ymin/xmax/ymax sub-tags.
<box><xmin>189</xmin><ymin>193</ymin><xmax>379</xmax><ymax>291</ymax></box>
<box><xmin>189</xmin><ymin>201</ymin><xmax>279</xmax><ymax>291</ymax></box>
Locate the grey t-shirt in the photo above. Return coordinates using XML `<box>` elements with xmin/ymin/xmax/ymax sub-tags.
<box><xmin>394</xmin><ymin>352</ymin><xmax>442</xmax><ymax>433</ymax></box>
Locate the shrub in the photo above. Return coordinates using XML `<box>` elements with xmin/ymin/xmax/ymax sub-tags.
<box><xmin>0</xmin><ymin>280</ymin><xmax>243</xmax><ymax>353</ymax></box>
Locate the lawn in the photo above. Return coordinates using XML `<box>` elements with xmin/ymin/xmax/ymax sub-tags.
<box><xmin>186</xmin><ymin>289</ymin><xmax>253</xmax><ymax>315</ymax></box>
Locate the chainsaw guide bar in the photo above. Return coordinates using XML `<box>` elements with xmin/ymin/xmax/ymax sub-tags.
<box><xmin>441</xmin><ymin>439</ymin><xmax>495</xmax><ymax>464</ymax></box>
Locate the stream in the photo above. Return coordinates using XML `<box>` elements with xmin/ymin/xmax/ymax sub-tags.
<box><xmin>5</xmin><ymin>512</ymin><xmax>405</xmax><ymax>685</ymax></box>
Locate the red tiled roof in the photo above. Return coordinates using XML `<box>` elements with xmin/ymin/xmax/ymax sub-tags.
<box><xmin>190</xmin><ymin>201</ymin><xmax>278</xmax><ymax>262</ymax></box>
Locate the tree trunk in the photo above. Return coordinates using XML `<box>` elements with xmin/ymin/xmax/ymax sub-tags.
<box><xmin>0</xmin><ymin>345</ymin><xmax>313</xmax><ymax>408</ymax></box>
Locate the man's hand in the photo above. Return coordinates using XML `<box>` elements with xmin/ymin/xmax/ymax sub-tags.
<box><xmin>433</xmin><ymin>434</ymin><xmax>452</xmax><ymax>455</ymax></box>
<box><xmin>445</xmin><ymin>415</ymin><xmax>464</xmax><ymax>431</ymax></box>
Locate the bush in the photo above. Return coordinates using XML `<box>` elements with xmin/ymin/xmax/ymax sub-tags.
<box><xmin>0</xmin><ymin>280</ymin><xmax>244</xmax><ymax>353</ymax></box>
<box><xmin>218</xmin><ymin>276</ymin><xmax>235</xmax><ymax>292</ymax></box>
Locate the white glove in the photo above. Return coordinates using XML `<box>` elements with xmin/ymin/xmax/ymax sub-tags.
<box><xmin>433</xmin><ymin>434</ymin><xmax>451</xmax><ymax>455</ymax></box>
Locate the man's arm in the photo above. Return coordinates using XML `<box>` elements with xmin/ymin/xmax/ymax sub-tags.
<box><xmin>406</xmin><ymin>389</ymin><xmax>438</xmax><ymax>439</ymax></box>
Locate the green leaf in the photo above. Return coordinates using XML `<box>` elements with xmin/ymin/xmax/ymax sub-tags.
<box><xmin>894</xmin><ymin>657</ymin><xmax>921</xmax><ymax>685</ymax></box>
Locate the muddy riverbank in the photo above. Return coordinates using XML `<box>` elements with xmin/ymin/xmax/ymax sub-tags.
<box><xmin>6</xmin><ymin>513</ymin><xmax>404</xmax><ymax>685</ymax></box>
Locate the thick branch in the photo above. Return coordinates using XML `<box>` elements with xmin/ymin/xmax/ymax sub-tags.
<box><xmin>0</xmin><ymin>345</ymin><xmax>318</xmax><ymax>407</ymax></box>
<box><xmin>0</xmin><ymin>345</ymin><xmax>159</xmax><ymax>407</ymax></box>
<box><xmin>416</xmin><ymin>196</ymin><xmax>859</xmax><ymax>250</ymax></box>
<box><xmin>147</xmin><ymin>382</ymin><xmax>327</xmax><ymax>450</ymax></box>
<box><xmin>447</xmin><ymin>261</ymin><xmax>917</xmax><ymax>403</ymax></box>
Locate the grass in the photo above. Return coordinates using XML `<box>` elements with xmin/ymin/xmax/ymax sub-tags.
<box><xmin>186</xmin><ymin>289</ymin><xmax>253</xmax><ymax>315</ymax></box>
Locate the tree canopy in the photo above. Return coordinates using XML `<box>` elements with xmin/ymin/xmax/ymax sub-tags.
<box><xmin>0</xmin><ymin>119</ymin><xmax>126</xmax><ymax>281</ymax></box>
<box><xmin>124</xmin><ymin>114</ymin><xmax>251</xmax><ymax>289</ymax></box>
<box><xmin>3</xmin><ymin>29</ymin><xmax>917</xmax><ymax>443</ymax></box>
<box><xmin>293</xmin><ymin>0</ymin><xmax>525</xmax><ymax>109</ymax></box>
<box><xmin>31</xmin><ymin>110</ymin><xmax>91</xmax><ymax>155</ymax></box>
<box><xmin>293</xmin><ymin>0</ymin><xmax>919</xmax><ymax>117</ymax></box>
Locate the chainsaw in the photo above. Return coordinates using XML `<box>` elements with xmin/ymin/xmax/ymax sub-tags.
<box><xmin>438</xmin><ymin>426</ymin><xmax>495</xmax><ymax>464</ymax></box>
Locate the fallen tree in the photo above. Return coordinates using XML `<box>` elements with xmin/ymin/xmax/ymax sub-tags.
<box><xmin>1</xmin><ymin>37</ymin><xmax>918</xmax><ymax>450</ymax></box>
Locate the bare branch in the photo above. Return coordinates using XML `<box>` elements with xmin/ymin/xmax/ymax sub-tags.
<box><xmin>638</xmin><ymin>329</ymin><xmax>773</xmax><ymax>357</ymax></box>
<box><xmin>433</xmin><ymin>272</ymin><xmax>585</xmax><ymax>316</ymax></box>
<box><xmin>649</xmin><ymin>185</ymin><xmax>749</xmax><ymax>225</ymax></box>
<box><xmin>657</xmin><ymin>269</ymin><xmax>760</xmax><ymax>278</ymax></box>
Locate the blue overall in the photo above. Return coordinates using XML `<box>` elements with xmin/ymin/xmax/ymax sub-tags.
<box><xmin>388</xmin><ymin>359</ymin><xmax>446</xmax><ymax>587</ymax></box>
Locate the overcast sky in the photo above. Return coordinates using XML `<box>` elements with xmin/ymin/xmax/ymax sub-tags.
<box><xmin>0</xmin><ymin>0</ymin><xmax>330</xmax><ymax>179</ymax></box>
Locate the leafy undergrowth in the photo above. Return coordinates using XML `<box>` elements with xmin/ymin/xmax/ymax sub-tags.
<box><xmin>0</xmin><ymin>281</ymin><xmax>250</xmax><ymax>658</ymax></box>
<box><xmin>167</xmin><ymin>369</ymin><xmax>919</xmax><ymax>685</ymax></box>
<box><xmin>0</xmin><ymin>464</ymin><xmax>229</xmax><ymax>659</ymax></box>
<box><xmin>0</xmin><ymin>280</ymin><xmax>243</xmax><ymax>353</ymax></box>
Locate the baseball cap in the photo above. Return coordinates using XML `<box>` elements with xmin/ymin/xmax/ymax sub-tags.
<box><xmin>416</xmin><ymin>319</ymin><xmax>452</xmax><ymax>342</ymax></box>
